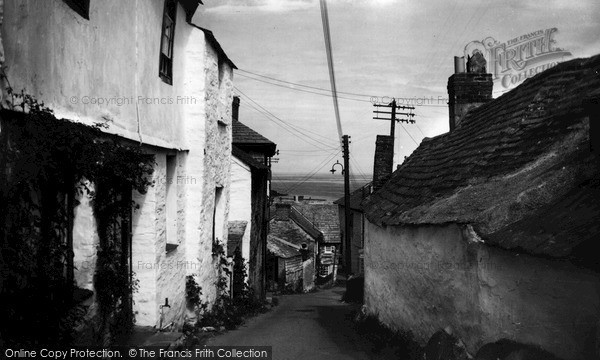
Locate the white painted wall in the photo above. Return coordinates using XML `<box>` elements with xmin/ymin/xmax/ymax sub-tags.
<box><xmin>229</xmin><ymin>156</ymin><xmax>252</xmax><ymax>262</ymax></box>
<box><xmin>364</xmin><ymin>220</ymin><xmax>600</xmax><ymax>360</ymax></box>
<box><xmin>1</xmin><ymin>0</ymin><xmax>189</xmax><ymax>148</ymax></box>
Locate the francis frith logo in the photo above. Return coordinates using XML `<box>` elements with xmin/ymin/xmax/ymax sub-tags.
<box><xmin>465</xmin><ymin>28</ymin><xmax>572</xmax><ymax>89</ymax></box>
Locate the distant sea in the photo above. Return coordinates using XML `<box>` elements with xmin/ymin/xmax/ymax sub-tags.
<box><xmin>271</xmin><ymin>173</ymin><xmax>371</xmax><ymax>202</ymax></box>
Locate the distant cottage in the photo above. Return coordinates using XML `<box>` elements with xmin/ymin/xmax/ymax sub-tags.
<box><xmin>362</xmin><ymin>55</ymin><xmax>600</xmax><ymax>360</ymax></box>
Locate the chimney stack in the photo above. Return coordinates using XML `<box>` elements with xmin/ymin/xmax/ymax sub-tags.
<box><xmin>274</xmin><ymin>203</ymin><xmax>291</xmax><ymax>221</ymax></box>
<box><xmin>232</xmin><ymin>96</ymin><xmax>240</xmax><ymax>122</ymax></box>
<box><xmin>447</xmin><ymin>53</ymin><xmax>493</xmax><ymax>131</ymax></box>
<box><xmin>372</xmin><ymin>135</ymin><xmax>394</xmax><ymax>192</ymax></box>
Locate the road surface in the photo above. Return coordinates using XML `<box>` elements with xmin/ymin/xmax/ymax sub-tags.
<box><xmin>204</xmin><ymin>285</ymin><xmax>399</xmax><ymax>360</ymax></box>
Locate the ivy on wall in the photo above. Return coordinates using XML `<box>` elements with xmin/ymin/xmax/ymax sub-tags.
<box><xmin>0</xmin><ymin>85</ymin><xmax>154</xmax><ymax>347</ymax></box>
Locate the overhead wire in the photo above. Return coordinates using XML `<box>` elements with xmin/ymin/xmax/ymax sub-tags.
<box><xmin>235</xmin><ymin>89</ymin><xmax>339</xmax><ymax>151</ymax></box>
<box><xmin>236</xmin><ymin>71</ymin><xmax>448</xmax><ymax>107</ymax></box>
<box><xmin>238</xmin><ymin>101</ymin><xmax>335</xmax><ymax>152</ymax></box>
<box><xmin>281</xmin><ymin>151</ymin><xmax>341</xmax><ymax>195</ymax></box>
<box><xmin>235</xmin><ymin>86</ymin><xmax>337</xmax><ymax>145</ymax></box>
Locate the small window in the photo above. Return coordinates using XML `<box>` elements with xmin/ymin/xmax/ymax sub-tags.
<box><xmin>159</xmin><ymin>0</ymin><xmax>177</xmax><ymax>84</ymax></box>
<box><xmin>322</xmin><ymin>246</ymin><xmax>334</xmax><ymax>254</ymax></box>
<box><xmin>166</xmin><ymin>155</ymin><xmax>178</xmax><ymax>252</ymax></box>
<box><xmin>63</xmin><ymin>0</ymin><xmax>90</xmax><ymax>19</ymax></box>
<box><xmin>212</xmin><ymin>186</ymin><xmax>225</xmax><ymax>252</ymax></box>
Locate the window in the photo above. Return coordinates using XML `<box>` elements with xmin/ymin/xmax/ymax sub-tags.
<box><xmin>322</xmin><ymin>246</ymin><xmax>335</xmax><ymax>254</ymax></box>
<box><xmin>159</xmin><ymin>0</ymin><xmax>177</xmax><ymax>84</ymax></box>
<box><xmin>166</xmin><ymin>155</ymin><xmax>178</xmax><ymax>252</ymax></box>
<box><xmin>212</xmin><ymin>186</ymin><xmax>225</xmax><ymax>251</ymax></box>
<box><xmin>319</xmin><ymin>265</ymin><xmax>330</xmax><ymax>277</ymax></box>
<box><xmin>63</xmin><ymin>0</ymin><xmax>90</xmax><ymax>19</ymax></box>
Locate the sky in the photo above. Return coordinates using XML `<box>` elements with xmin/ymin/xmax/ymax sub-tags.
<box><xmin>193</xmin><ymin>0</ymin><xmax>600</xmax><ymax>178</ymax></box>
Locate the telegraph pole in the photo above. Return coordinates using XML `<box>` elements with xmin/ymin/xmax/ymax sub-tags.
<box><xmin>373</xmin><ymin>100</ymin><xmax>415</xmax><ymax>137</ymax></box>
<box><xmin>342</xmin><ymin>135</ymin><xmax>351</xmax><ymax>274</ymax></box>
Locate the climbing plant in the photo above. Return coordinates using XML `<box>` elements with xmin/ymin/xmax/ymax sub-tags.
<box><xmin>0</xmin><ymin>84</ymin><xmax>154</xmax><ymax>347</ymax></box>
<box><xmin>184</xmin><ymin>246</ymin><xmax>268</xmax><ymax>334</ymax></box>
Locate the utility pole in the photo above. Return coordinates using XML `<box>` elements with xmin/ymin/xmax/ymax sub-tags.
<box><xmin>342</xmin><ymin>135</ymin><xmax>351</xmax><ymax>274</ymax></box>
<box><xmin>373</xmin><ymin>100</ymin><xmax>416</xmax><ymax>137</ymax></box>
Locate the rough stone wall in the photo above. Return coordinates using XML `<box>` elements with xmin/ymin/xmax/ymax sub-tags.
<box><xmin>132</xmin><ymin>151</ymin><xmax>187</xmax><ymax>329</ymax></box>
<box><xmin>364</xmin><ymin>221</ymin><xmax>600</xmax><ymax>360</ymax></box>
<box><xmin>194</xmin><ymin>35</ymin><xmax>233</xmax><ymax>306</ymax></box>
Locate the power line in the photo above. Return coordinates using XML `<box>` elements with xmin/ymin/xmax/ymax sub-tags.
<box><xmin>238</xmin><ymin>101</ymin><xmax>335</xmax><ymax>152</ymax></box>
<box><xmin>236</xmin><ymin>71</ymin><xmax>449</xmax><ymax>107</ymax></box>
<box><xmin>237</xmin><ymin>68</ymin><xmax>379</xmax><ymax>98</ymax></box>
<box><xmin>281</xmin><ymin>151</ymin><xmax>340</xmax><ymax>195</ymax></box>
<box><xmin>235</xmin><ymin>88</ymin><xmax>339</xmax><ymax>151</ymax></box>
<box><xmin>236</xmin><ymin>72</ymin><xmax>374</xmax><ymax>103</ymax></box>
<box><xmin>399</xmin><ymin>122</ymin><xmax>420</xmax><ymax>146</ymax></box>
<box><xmin>235</xmin><ymin>86</ymin><xmax>337</xmax><ymax>146</ymax></box>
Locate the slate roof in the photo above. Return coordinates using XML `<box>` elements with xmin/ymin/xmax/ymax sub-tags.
<box><xmin>363</xmin><ymin>54</ymin><xmax>600</xmax><ymax>259</ymax></box>
<box><xmin>267</xmin><ymin>235</ymin><xmax>301</xmax><ymax>259</ymax></box>
<box><xmin>269</xmin><ymin>217</ymin><xmax>316</xmax><ymax>248</ymax></box>
<box><xmin>232</xmin><ymin>120</ymin><xmax>277</xmax><ymax>156</ymax></box>
<box><xmin>333</xmin><ymin>182</ymin><xmax>372</xmax><ymax>212</ymax></box>
<box><xmin>293</xmin><ymin>203</ymin><xmax>341</xmax><ymax>244</ymax></box>
<box><xmin>232</xmin><ymin>146</ymin><xmax>268</xmax><ymax>170</ymax></box>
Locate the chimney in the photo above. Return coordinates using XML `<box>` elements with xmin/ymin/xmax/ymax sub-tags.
<box><xmin>232</xmin><ymin>96</ymin><xmax>240</xmax><ymax>122</ymax></box>
<box><xmin>372</xmin><ymin>135</ymin><xmax>394</xmax><ymax>191</ymax></box>
<box><xmin>274</xmin><ymin>203</ymin><xmax>291</xmax><ymax>221</ymax></box>
<box><xmin>447</xmin><ymin>54</ymin><xmax>493</xmax><ymax>131</ymax></box>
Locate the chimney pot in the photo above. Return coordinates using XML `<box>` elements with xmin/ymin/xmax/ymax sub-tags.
<box><xmin>454</xmin><ymin>56</ymin><xmax>465</xmax><ymax>74</ymax></box>
<box><xmin>447</xmin><ymin>56</ymin><xmax>493</xmax><ymax>131</ymax></box>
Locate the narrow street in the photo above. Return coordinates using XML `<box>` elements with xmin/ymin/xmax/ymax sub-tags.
<box><xmin>204</xmin><ymin>285</ymin><xmax>398</xmax><ymax>360</ymax></box>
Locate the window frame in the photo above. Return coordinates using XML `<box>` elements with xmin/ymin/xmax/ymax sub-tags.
<box><xmin>159</xmin><ymin>0</ymin><xmax>177</xmax><ymax>85</ymax></box>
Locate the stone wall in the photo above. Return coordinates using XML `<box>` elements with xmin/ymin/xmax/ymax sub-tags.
<box><xmin>132</xmin><ymin>151</ymin><xmax>187</xmax><ymax>329</ymax></box>
<box><xmin>194</xmin><ymin>35</ymin><xmax>233</xmax><ymax>307</ymax></box>
<box><xmin>364</xmin><ymin>221</ymin><xmax>600</xmax><ymax>360</ymax></box>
